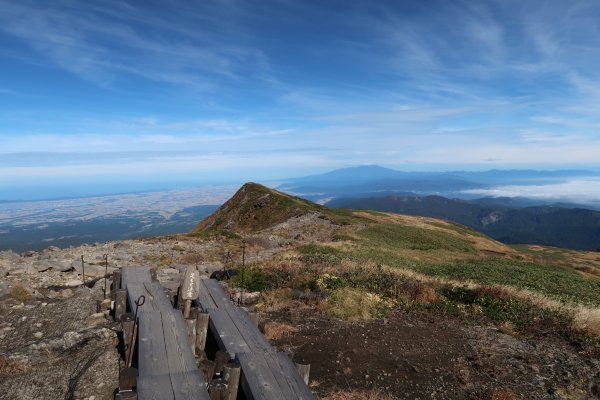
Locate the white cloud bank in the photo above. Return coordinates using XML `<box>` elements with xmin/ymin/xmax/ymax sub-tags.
<box><xmin>464</xmin><ymin>177</ymin><xmax>600</xmax><ymax>205</ymax></box>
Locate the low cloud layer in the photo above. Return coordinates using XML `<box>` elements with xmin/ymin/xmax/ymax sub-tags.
<box><xmin>464</xmin><ymin>178</ymin><xmax>600</xmax><ymax>205</ymax></box>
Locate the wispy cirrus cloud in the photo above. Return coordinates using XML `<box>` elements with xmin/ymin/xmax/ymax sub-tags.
<box><xmin>0</xmin><ymin>0</ymin><xmax>271</xmax><ymax>89</ymax></box>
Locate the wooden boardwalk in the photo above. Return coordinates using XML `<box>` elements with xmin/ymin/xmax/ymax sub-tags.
<box><xmin>116</xmin><ymin>267</ymin><xmax>314</xmax><ymax>400</ymax></box>
<box><xmin>120</xmin><ymin>267</ymin><xmax>210</xmax><ymax>400</ymax></box>
<box><xmin>196</xmin><ymin>278</ymin><xmax>315</xmax><ymax>400</ymax></box>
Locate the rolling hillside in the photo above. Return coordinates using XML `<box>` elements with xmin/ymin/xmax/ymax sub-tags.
<box><xmin>328</xmin><ymin>195</ymin><xmax>600</xmax><ymax>250</ymax></box>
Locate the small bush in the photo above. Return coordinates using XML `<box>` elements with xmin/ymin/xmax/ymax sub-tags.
<box><xmin>10</xmin><ymin>285</ymin><xmax>31</xmax><ymax>303</ymax></box>
<box><xmin>232</xmin><ymin>266</ymin><xmax>271</xmax><ymax>291</ymax></box>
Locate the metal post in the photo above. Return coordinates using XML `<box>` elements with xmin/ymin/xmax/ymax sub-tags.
<box><xmin>81</xmin><ymin>255</ymin><xmax>86</xmax><ymax>287</ymax></box>
<box><xmin>103</xmin><ymin>254</ymin><xmax>109</xmax><ymax>299</ymax></box>
<box><xmin>241</xmin><ymin>240</ymin><xmax>246</xmax><ymax>305</ymax></box>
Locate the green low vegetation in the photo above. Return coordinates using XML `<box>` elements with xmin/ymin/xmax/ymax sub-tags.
<box><xmin>299</xmin><ymin>241</ymin><xmax>600</xmax><ymax>306</ymax></box>
<box><xmin>413</xmin><ymin>258</ymin><xmax>600</xmax><ymax>306</ymax></box>
<box><xmin>357</xmin><ymin>223</ymin><xmax>476</xmax><ymax>253</ymax></box>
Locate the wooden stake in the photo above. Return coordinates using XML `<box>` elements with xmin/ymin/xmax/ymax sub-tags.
<box><xmin>115</xmin><ymin>289</ymin><xmax>127</xmax><ymax>321</ymax></box>
<box><xmin>183</xmin><ymin>299</ymin><xmax>192</xmax><ymax>319</ymax></box>
<box><xmin>295</xmin><ymin>362</ymin><xmax>310</xmax><ymax>385</ymax></box>
<box><xmin>112</xmin><ymin>269</ymin><xmax>122</xmax><ymax>301</ymax></box>
<box><xmin>208</xmin><ymin>378</ymin><xmax>228</xmax><ymax>400</ymax></box>
<box><xmin>223</xmin><ymin>360</ymin><xmax>241</xmax><ymax>400</ymax></box>
<box><xmin>195</xmin><ymin>311</ymin><xmax>210</xmax><ymax>354</ymax></box>
<box><xmin>122</xmin><ymin>319</ymin><xmax>134</xmax><ymax>364</ymax></box>
<box><xmin>214</xmin><ymin>350</ymin><xmax>231</xmax><ymax>375</ymax></box>
<box><xmin>185</xmin><ymin>317</ymin><xmax>197</xmax><ymax>355</ymax></box>
<box><xmin>127</xmin><ymin>322</ymin><xmax>138</xmax><ymax>368</ymax></box>
<box><xmin>119</xmin><ymin>366</ymin><xmax>137</xmax><ymax>391</ymax></box>
<box><xmin>248</xmin><ymin>311</ymin><xmax>259</xmax><ymax>327</ymax></box>
<box><xmin>200</xmin><ymin>359</ymin><xmax>215</xmax><ymax>383</ymax></box>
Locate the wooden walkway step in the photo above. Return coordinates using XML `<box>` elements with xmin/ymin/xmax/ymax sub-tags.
<box><xmin>196</xmin><ymin>277</ymin><xmax>315</xmax><ymax>400</ymax></box>
<box><xmin>121</xmin><ymin>267</ymin><xmax>210</xmax><ymax>400</ymax></box>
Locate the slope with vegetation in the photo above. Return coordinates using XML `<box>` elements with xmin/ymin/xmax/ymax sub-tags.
<box><xmin>188</xmin><ymin>182</ymin><xmax>600</xmax><ymax>398</ymax></box>
<box><xmin>328</xmin><ymin>194</ymin><xmax>600</xmax><ymax>250</ymax></box>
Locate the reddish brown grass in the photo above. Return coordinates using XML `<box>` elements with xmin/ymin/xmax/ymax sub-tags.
<box><xmin>263</xmin><ymin>322</ymin><xmax>298</xmax><ymax>340</ymax></box>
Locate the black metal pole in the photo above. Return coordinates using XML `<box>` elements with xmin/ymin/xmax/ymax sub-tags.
<box><xmin>241</xmin><ymin>240</ymin><xmax>246</xmax><ymax>305</ymax></box>
<box><xmin>103</xmin><ymin>254</ymin><xmax>109</xmax><ymax>299</ymax></box>
<box><xmin>81</xmin><ymin>255</ymin><xmax>86</xmax><ymax>287</ymax></box>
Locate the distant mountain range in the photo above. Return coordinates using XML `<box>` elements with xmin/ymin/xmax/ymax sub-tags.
<box><xmin>279</xmin><ymin>165</ymin><xmax>600</xmax><ymax>205</ymax></box>
<box><xmin>328</xmin><ymin>195</ymin><xmax>600</xmax><ymax>250</ymax></box>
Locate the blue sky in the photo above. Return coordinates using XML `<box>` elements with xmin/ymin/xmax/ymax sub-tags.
<box><xmin>1</xmin><ymin>0</ymin><xmax>600</xmax><ymax>198</ymax></box>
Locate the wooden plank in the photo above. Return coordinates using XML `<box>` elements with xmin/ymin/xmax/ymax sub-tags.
<box><xmin>121</xmin><ymin>267</ymin><xmax>210</xmax><ymax>400</ymax></box>
<box><xmin>206</xmin><ymin>308</ymin><xmax>251</xmax><ymax>356</ymax></box>
<box><xmin>137</xmin><ymin>311</ymin><xmax>175</xmax><ymax>400</ymax></box>
<box><xmin>202</xmin><ymin>280</ymin><xmax>273</xmax><ymax>353</ymax></box>
<box><xmin>160</xmin><ymin>308</ymin><xmax>208</xmax><ymax>400</ymax></box>
<box><xmin>125</xmin><ymin>283</ymin><xmax>156</xmax><ymax>313</ymax></box>
<box><xmin>275</xmin><ymin>353</ymin><xmax>315</xmax><ymax>399</ymax></box>
<box><xmin>198</xmin><ymin>278</ymin><xmax>218</xmax><ymax>309</ymax></box>
<box><xmin>237</xmin><ymin>352</ymin><xmax>280</xmax><ymax>400</ymax></box>
<box><xmin>197</xmin><ymin>279</ymin><xmax>315</xmax><ymax>400</ymax></box>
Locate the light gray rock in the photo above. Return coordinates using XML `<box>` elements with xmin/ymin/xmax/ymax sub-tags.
<box><xmin>32</xmin><ymin>260</ymin><xmax>56</xmax><ymax>272</ymax></box>
<box><xmin>65</xmin><ymin>279</ymin><xmax>83</xmax><ymax>287</ymax></box>
<box><xmin>160</xmin><ymin>268</ymin><xmax>179</xmax><ymax>275</ymax></box>
<box><xmin>0</xmin><ymin>281</ymin><xmax>10</xmax><ymax>300</ymax></box>
<box><xmin>63</xmin><ymin>331</ymin><xmax>82</xmax><ymax>348</ymax></box>
<box><xmin>54</xmin><ymin>260</ymin><xmax>75</xmax><ymax>272</ymax></box>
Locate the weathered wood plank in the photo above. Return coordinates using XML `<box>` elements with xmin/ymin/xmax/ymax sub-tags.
<box><xmin>202</xmin><ymin>280</ymin><xmax>272</xmax><ymax>353</ymax></box>
<box><xmin>196</xmin><ymin>278</ymin><xmax>315</xmax><ymax>400</ymax></box>
<box><xmin>161</xmin><ymin>308</ymin><xmax>207</xmax><ymax>400</ymax></box>
<box><xmin>237</xmin><ymin>352</ymin><xmax>280</xmax><ymax>400</ymax></box>
<box><xmin>275</xmin><ymin>353</ymin><xmax>315</xmax><ymax>399</ymax></box>
<box><xmin>137</xmin><ymin>311</ymin><xmax>174</xmax><ymax>400</ymax></box>
<box><xmin>121</xmin><ymin>267</ymin><xmax>210</xmax><ymax>400</ymax></box>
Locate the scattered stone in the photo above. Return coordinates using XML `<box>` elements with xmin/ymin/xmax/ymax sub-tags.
<box><xmin>33</xmin><ymin>331</ymin><xmax>43</xmax><ymax>339</ymax></box>
<box><xmin>0</xmin><ymin>281</ymin><xmax>10</xmax><ymax>300</ymax></box>
<box><xmin>161</xmin><ymin>268</ymin><xmax>179</xmax><ymax>275</ymax></box>
<box><xmin>65</xmin><ymin>279</ymin><xmax>83</xmax><ymax>287</ymax></box>
<box><xmin>63</xmin><ymin>331</ymin><xmax>82</xmax><ymax>348</ymax></box>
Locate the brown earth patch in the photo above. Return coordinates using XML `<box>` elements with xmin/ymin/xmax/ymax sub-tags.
<box><xmin>265</xmin><ymin>309</ymin><xmax>598</xmax><ymax>399</ymax></box>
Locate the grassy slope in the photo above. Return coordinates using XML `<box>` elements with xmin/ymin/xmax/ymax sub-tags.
<box><xmin>300</xmin><ymin>212</ymin><xmax>600</xmax><ymax>306</ymax></box>
<box><xmin>192</xmin><ymin>184</ymin><xmax>600</xmax><ymax>306</ymax></box>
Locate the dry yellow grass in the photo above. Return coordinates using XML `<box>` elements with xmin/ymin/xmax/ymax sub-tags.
<box><xmin>262</xmin><ymin>322</ymin><xmax>298</xmax><ymax>340</ymax></box>
<box><xmin>256</xmin><ymin>288</ymin><xmax>295</xmax><ymax>312</ymax></box>
<box><xmin>10</xmin><ymin>285</ymin><xmax>31</xmax><ymax>303</ymax></box>
<box><xmin>498</xmin><ymin>321</ymin><xmax>517</xmax><ymax>336</ymax></box>
<box><xmin>322</xmin><ymin>388</ymin><xmax>397</xmax><ymax>400</ymax></box>
<box><xmin>572</xmin><ymin>307</ymin><xmax>600</xmax><ymax>337</ymax></box>
<box><xmin>328</xmin><ymin>288</ymin><xmax>383</xmax><ymax>321</ymax></box>
<box><xmin>310</xmin><ymin>257</ymin><xmax>600</xmax><ymax>339</ymax></box>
